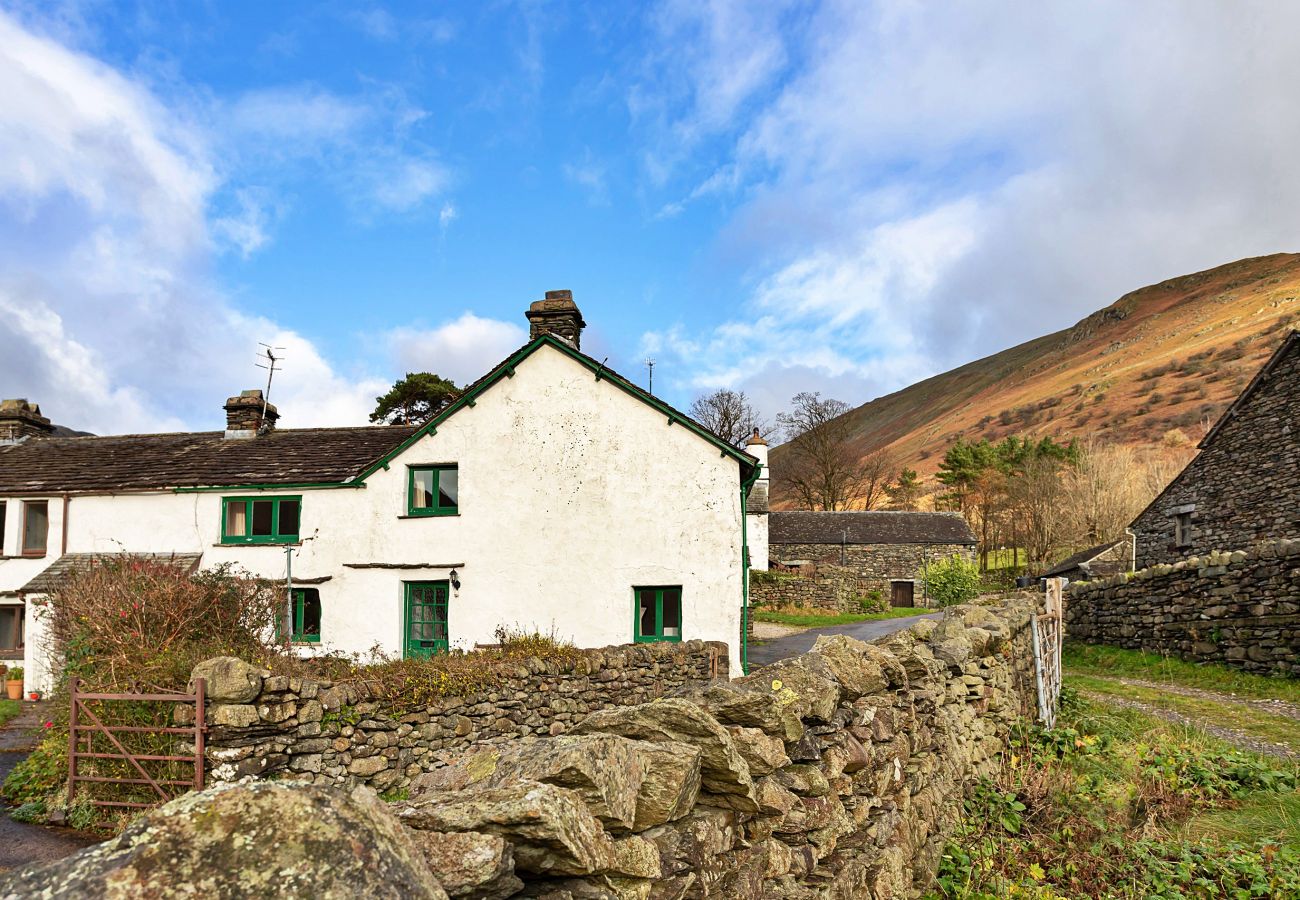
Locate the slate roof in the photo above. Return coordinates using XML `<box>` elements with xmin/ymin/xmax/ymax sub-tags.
<box><xmin>0</xmin><ymin>426</ymin><xmax>418</xmax><ymax>494</ymax></box>
<box><xmin>19</xmin><ymin>553</ymin><xmax>203</xmax><ymax>595</ymax></box>
<box><xmin>769</xmin><ymin>511</ymin><xmax>976</xmax><ymax>545</ymax></box>
<box><xmin>1042</xmin><ymin>540</ymin><xmax>1125</xmax><ymax>578</ymax></box>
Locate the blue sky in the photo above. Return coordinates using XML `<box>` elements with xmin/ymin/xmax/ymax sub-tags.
<box><xmin>3</xmin><ymin>1</ymin><xmax>1300</xmax><ymax>434</ymax></box>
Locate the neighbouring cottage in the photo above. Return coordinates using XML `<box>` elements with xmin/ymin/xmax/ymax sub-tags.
<box><xmin>763</xmin><ymin>510</ymin><xmax>977</xmax><ymax>607</ymax></box>
<box><xmin>1041</xmin><ymin>538</ymin><xmax>1133</xmax><ymax>584</ymax></box>
<box><xmin>0</xmin><ymin>292</ymin><xmax>761</xmax><ymax>693</ymax></box>
<box><xmin>1130</xmin><ymin>330</ymin><xmax>1300</xmax><ymax>568</ymax></box>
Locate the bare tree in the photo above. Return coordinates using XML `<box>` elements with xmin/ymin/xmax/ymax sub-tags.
<box><xmin>775</xmin><ymin>392</ymin><xmax>874</xmax><ymax>510</ymax></box>
<box><xmin>858</xmin><ymin>449</ymin><xmax>899</xmax><ymax>510</ymax></box>
<box><xmin>688</xmin><ymin>388</ymin><xmax>773</xmax><ymax>448</ymax></box>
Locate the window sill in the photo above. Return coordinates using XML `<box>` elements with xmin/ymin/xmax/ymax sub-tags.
<box><xmin>213</xmin><ymin>541</ymin><xmax>303</xmax><ymax>548</ymax></box>
<box><xmin>19</xmin><ymin>553</ymin><xmax>46</xmax><ymax>559</ymax></box>
<box><xmin>634</xmin><ymin>636</ymin><xmax>683</xmax><ymax>644</ymax></box>
<box><xmin>398</xmin><ymin>513</ymin><xmax>460</xmax><ymax>519</ymax></box>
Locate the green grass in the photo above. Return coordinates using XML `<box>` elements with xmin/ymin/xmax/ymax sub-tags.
<box><xmin>1068</xmin><ymin>674</ymin><xmax>1300</xmax><ymax>753</ymax></box>
<box><xmin>1175</xmin><ymin>790</ymin><xmax>1300</xmax><ymax>852</ymax></box>
<box><xmin>0</xmin><ymin>699</ymin><xmax>21</xmax><ymax>728</ymax></box>
<box><xmin>1064</xmin><ymin>642</ymin><xmax>1300</xmax><ymax>703</ymax></box>
<box><xmin>754</xmin><ymin>607</ymin><xmax>930</xmax><ymax>627</ymax></box>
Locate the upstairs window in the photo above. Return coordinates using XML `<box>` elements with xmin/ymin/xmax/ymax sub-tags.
<box><xmin>408</xmin><ymin>465</ymin><xmax>458</xmax><ymax>516</ymax></box>
<box><xmin>1174</xmin><ymin>512</ymin><xmax>1194</xmax><ymax>548</ymax></box>
<box><xmin>289</xmin><ymin>589</ymin><xmax>322</xmax><ymax>644</ymax></box>
<box><xmin>634</xmin><ymin>586</ymin><xmax>682</xmax><ymax>643</ymax></box>
<box><xmin>221</xmin><ymin>496</ymin><xmax>301</xmax><ymax>544</ymax></box>
<box><xmin>21</xmin><ymin>500</ymin><xmax>47</xmax><ymax>557</ymax></box>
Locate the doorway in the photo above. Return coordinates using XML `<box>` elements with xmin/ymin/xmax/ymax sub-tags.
<box><xmin>890</xmin><ymin>581</ymin><xmax>915</xmax><ymax>608</ymax></box>
<box><xmin>403</xmin><ymin>581</ymin><xmax>449</xmax><ymax>658</ymax></box>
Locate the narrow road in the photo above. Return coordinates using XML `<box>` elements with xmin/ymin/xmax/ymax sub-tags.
<box><xmin>748</xmin><ymin>611</ymin><xmax>942</xmax><ymax>668</ymax></box>
<box><xmin>0</xmin><ymin>703</ymin><xmax>99</xmax><ymax>874</ymax></box>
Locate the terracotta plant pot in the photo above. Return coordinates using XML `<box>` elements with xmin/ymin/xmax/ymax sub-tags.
<box><xmin>5</xmin><ymin>681</ymin><xmax>22</xmax><ymax>701</ymax></box>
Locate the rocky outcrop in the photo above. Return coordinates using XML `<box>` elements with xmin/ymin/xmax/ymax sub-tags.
<box><xmin>0</xmin><ymin>780</ymin><xmax>448</xmax><ymax>899</ymax></box>
<box><xmin>1067</xmin><ymin>540</ymin><xmax>1300</xmax><ymax>676</ymax></box>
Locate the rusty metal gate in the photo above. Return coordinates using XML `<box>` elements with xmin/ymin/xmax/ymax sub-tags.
<box><xmin>1031</xmin><ymin>579</ymin><xmax>1065</xmax><ymax>729</ymax></box>
<box><xmin>67</xmin><ymin>677</ymin><xmax>206</xmax><ymax>811</ymax></box>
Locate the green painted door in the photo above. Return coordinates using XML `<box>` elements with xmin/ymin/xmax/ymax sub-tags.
<box><xmin>404</xmin><ymin>581</ymin><xmax>449</xmax><ymax>658</ymax></box>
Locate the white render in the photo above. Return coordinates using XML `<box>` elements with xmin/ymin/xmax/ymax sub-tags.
<box><xmin>1</xmin><ymin>342</ymin><xmax>752</xmax><ymax>691</ymax></box>
<box><xmin>745</xmin><ymin>436</ymin><xmax>770</xmax><ymax>572</ymax></box>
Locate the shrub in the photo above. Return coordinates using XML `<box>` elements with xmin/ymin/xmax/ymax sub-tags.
<box><xmin>858</xmin><ymin>591</ymin><xmax>887</xmax><ymax>614</ymax></box>
<box><xmin>920</xmin><ymin>555</ymin><xmax>982</xmax><ymax>607</ymax></box>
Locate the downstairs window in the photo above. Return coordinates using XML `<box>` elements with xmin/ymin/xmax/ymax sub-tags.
<box><xmin>634</xmin><ymin>586</ymin><xmax>682</xmax><ymax>643</ymax></box>
<box><xmin>289</xmin><ymin>589</ymin><xmax>321</xmax><ymax>644</ymax></box>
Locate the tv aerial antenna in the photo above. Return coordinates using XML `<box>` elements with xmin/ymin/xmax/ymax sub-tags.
<box><xmin>255</xmin><ymin>344</ymin><xmax>285</xmax><ymax>428</ymax></box>
<box><xmin>645</xmin><ymin>357</ymin><xmax>656</xmax><ymax>395</ymax></box>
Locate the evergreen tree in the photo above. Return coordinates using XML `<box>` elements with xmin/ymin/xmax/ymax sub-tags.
<box><xmin>370</xmin><ymin>373</ymin><xmax>461</xmax><ymax>425</ymax></box>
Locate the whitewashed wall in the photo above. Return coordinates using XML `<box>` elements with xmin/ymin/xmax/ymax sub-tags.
<box><xmin>2</xmin><ymin>343</ymin><xmax>748</xmax><ymax>691</ymax></box>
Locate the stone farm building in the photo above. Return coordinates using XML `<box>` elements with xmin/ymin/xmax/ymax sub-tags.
<box><xmin>1130</xmin><ymin>330</ymin><xmax>1300</xmax><ymax>568</ymax></box>
<box><xmin>766</xmin><ymin>510</ymin><xmax>977</xmax><ymax>607</ymax></box>
<box><xmin>0</xmin><ymin>293</ymin><xmax>761</xmax><ymax>693</ymax></box>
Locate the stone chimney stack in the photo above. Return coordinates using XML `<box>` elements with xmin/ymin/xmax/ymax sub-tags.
<box><xmin>224</xmin><ymin>389</ymin><xmax>279</xmax><ymax>439</ymax></box>
<box><xmin>745</xmin><ymin>428</ymin><xmax>771</xmax><ymax>571</ymax></box>
<box><xmin>525</xmin><ymin>290</ymin><xmax>586</xmax><ymax>349</ymax></box>
<box><xmin>0</xmin><ymin>399</ymin><xmax>55</xmax><ymax>443</ymax></box>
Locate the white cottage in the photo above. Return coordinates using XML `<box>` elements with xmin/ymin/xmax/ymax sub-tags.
<box><xmin>0</xmin><ymin>293</ymin><xmax>762</xmax><ymax>691</ymax></box>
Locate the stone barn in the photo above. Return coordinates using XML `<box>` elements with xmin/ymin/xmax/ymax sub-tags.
<box><xmin>765</xmin><ymin>510</ymin><xmax>977</xmax><ymax>607</ymax></box>
<box><xmin>1130</xmin><ymin>329</ymin><xmax>1300</xmax><ymax>568</ymax></box>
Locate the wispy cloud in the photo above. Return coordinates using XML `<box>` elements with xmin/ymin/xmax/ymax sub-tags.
<box><xmin>563</xmin><ymin>150</ymin><xmax>610</xmax><ymax>206</ymax></box>
<box><xmin>638</xmin><ymin>0</ymin><xmax>1300</xmax><ymax>420</ymax></box>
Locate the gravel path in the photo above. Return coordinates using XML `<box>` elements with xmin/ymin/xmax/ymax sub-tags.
<box><xmin>1108</xmin><ymin>678</ymin><xmax>1300</xmax><ymax>723</ymax></box>
<box><xmin>0</xmin><ymin>703</ymin><xmax>99</xmax><ymax>874</ymax></box>
<box><xmin>1079</xmin><ymin>689</ymin><xmax>1299</xmax><ymax>761</ymax></box>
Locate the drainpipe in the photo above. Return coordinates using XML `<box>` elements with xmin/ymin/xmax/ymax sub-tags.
<box><xmin>61</xmin><ymin>493</ymin><xmax>70</xmax><ymax>555</ymax></box>
<box><xmin>739</xmin><ymin>462</ymin><xmax>763</xmax><ymax>676</ymax></box>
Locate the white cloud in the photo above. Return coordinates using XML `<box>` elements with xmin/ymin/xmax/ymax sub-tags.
<box><xmin>639</xmin><ymin>0</ymin><xmax>1300</xmax><ymax>420</ymax></box>
<box><xmin>388</xmin><ymin>314</ymin><xmax>528</xmax><ymax>387</ymax></box>
<box><xmin>563</xmin><ymin>151</ymin><xmax>609</xmax><ymax>206</ymax></box>
<box><xmin>438</xmin><ymin>202</ymin><xmax>458</xmax><ymax>230</ymax></box>
<box><xmin>0</xmin><ymin>10</ymin><xmax>392</xmax><ymax>433</ymax></box>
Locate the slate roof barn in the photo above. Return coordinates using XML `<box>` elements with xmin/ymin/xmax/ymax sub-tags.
<box><xmin>769</xmin><ymin>511</ymin><xmax>977</xmax><ymax>546</ymax></box>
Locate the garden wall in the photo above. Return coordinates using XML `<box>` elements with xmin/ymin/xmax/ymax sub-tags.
<box><xmin>192</xmin><ymin>598</ymin><xmax>1039</xmax><ymax>898</ymax></box>
<box><xmin>1065</xmin><ymin>539</ymin><xmax>1300</xmax><ymax>676</ymax></box>
<box><xmin>769</xmin><ymin>541</ymin><xmax>975</xmax><ymax>602</ymax></box>
<box><xmin>195</xmin><ymin>639</ymin><xmax>727</xmax><ymax>792</ymax></box>
<box><xmin>749</xmin><ymin>563</ymin><xmax>870</xmax><ymax>613</ymax></box>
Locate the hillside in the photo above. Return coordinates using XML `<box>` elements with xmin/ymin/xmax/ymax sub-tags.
<box><xmin>771</xmin><ymin>253</ymin><xmax>1300</xmax><ymax>506</ymax></box>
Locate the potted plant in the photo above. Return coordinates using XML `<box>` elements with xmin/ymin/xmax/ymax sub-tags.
<box><xmin>5</xmin><ymin>667</ymin><xmax>24</xmax><ymax>701</ymax></box>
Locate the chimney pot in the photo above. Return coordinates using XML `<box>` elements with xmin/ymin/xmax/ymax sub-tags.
<box><xmin>526</xmin><ymin>289</ymin><xmax>586</xmax><ymax>349</ymax></box>
<box><xmin>224</xmin><ymin>389</ymin><xmax>279</xmax><ymax>438</ymax></box>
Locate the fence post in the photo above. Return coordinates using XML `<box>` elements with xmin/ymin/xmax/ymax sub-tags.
<box><xmin>193</xmin><ymin>677</ymin><xmax>206</xmax><ymax>792</ymax></box>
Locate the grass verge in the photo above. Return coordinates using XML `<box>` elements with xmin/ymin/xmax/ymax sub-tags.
<box><xmin>926</xmin><ymin>685</ymin><xmax>1300</xmax><ymax>899</ymax></box>
<box><xmin>0</xmin><ymin>699</ymin><xmax>21</xmax><ymax>728</ymax></box>
<box><xmin>1069</xmin><ymin>673</ymin><xmax>1300</xmax><ymax>753</ymax></box>
<box><xmin>754</xmin><ymin>607</ymin><xmax>931</xmax><ymax>627</ymax></box>
<box><xmin>1063</xmin><ymin>643</ymin><xmax>1300</xmax><ymax>703</ymax></box>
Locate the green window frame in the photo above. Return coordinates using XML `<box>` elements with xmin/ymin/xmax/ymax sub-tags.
<box><xmin>220</xmin><ymin>496</ymin><xmax>302</xmax><ymax>544</ymax></box>
<box><xmin>407</xmin><ymin>465</ymin><xmax>458</xmax><ymax>516</ymax></box>
<box><xmin>404</xmin><ymin>581</ymin><xmax>449</xmax><ymax>658</ymax></box>
<box><xmin>290</xmin><ymin>588</ymin><xmax>322</xmax><ymax>644</ymax></box>
<box><xmin>633</xmin><ymin>586</ymin><xmax>683</xmax><ymax>643</ymax></box>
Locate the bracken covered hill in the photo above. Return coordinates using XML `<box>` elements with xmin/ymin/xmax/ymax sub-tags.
<box><xmin>771</xmin><ymin>253</ymin><xmax>1300</xmax><ymax>506</ymax></box>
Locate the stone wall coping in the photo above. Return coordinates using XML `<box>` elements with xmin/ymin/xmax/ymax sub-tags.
<box><xmin>1068</xmin><ymin>538</ymin><xmax>1300</xmax><ymax>596</ymax></box>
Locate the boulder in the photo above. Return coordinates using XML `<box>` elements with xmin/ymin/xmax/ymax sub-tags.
<box><xmin>570</xmin><ymin>700</ymin><xmax>756</xmax><ymax>812</ymax></box>
<box><xmin>189</xmin><ymin>657</ymin><xmax>265</xmax><ymax>704</ymax></box>
<box><xmin>0</xmin><ymin>780</ymin><xmax>447</xmax><ymax>899</ymax></box>
<box><xmin>399</xmin><ymin>780</ymin><xmax>617</xmax><ymax>876</ymax></box>
<box><xmin>628</xmin><ymin>741</ymin><xmax>702</xmax><ymax>831</ymax></box>
<box><xmin>725</xmin><ymin>726</ymin><xmax>790</xmax><ymax>776</ymax></box>
<box><xmin>408</xmin><ymin>832</ymin><xmax>522</xmax><ymax>900</ymax></box>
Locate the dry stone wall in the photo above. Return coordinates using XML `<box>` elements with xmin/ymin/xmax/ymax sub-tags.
<box><xmin>191</xmin><ymin>597</ymin><xmax>1038</xmax><ymax>898</ymax></box>
<box><xmin>195</xmin><ymin>640</ymin><xmax>727</xmax><ymax>793</ymax></box>
<box><xmin>1065</xmin><ymin>539</ymin><xmax>1300</xmax><ymax>676</ymax></box>
<box><xmin>769</xmin><ymin>542</ymin><xmax>975</xmax><ymax>603</ymax></box>
<box><xmin>750</xmin><ymin>565</ymin><xmax>870</xmax><ymax>613</ymax></box>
